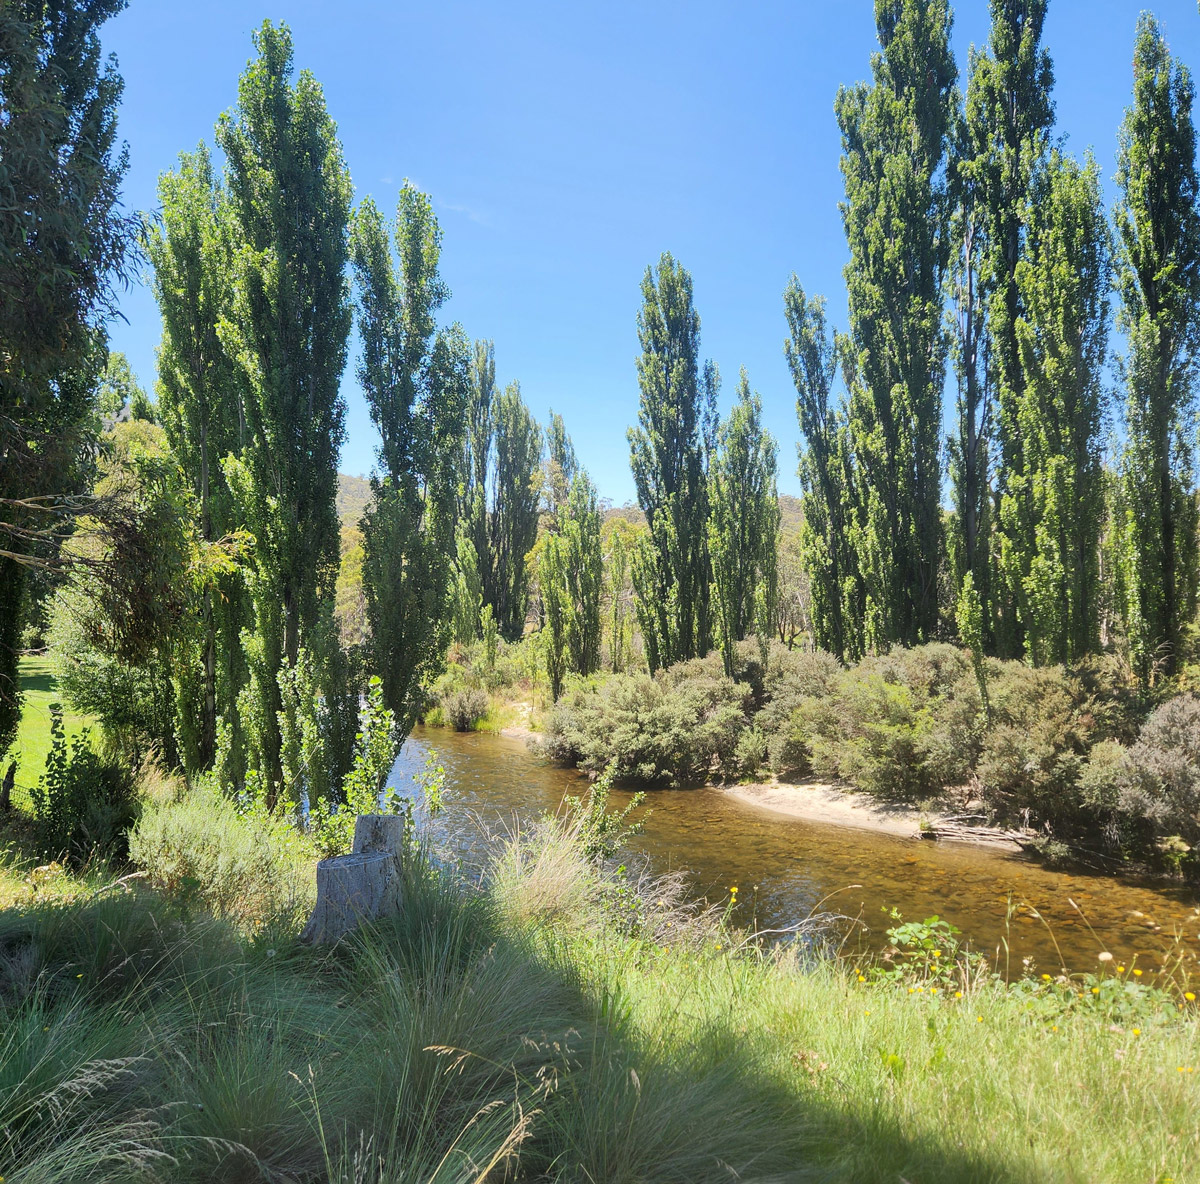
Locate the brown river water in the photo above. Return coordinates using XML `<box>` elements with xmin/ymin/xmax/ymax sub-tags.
<box><xmin>390</xmin><ymin>727</ymin><xmax>1200</xmax><ymax>978</ymax></box>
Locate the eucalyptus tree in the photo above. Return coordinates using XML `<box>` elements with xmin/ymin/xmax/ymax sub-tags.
<box><xmin>216</xmin><ymin>21</ymin><xmax>353</xmax><ymax>798</ymax></box>
<box><xmin>487</xmin><ymin>383</ymin><xmax>543</xmax><ymax>640</ymax></box>
<box><xmin>0</xmin><ymin>0</ymin><xmax>132</xmax><ymax>757</ymax></box>
<box><xmin>999</xmin><ymin>151</ymin><xmax>1109</xmax><ymax>664</ymax></box>
<box><xmin>147</xmin><ymin>143</ymin><xmax>244</xmax><ymax>768</ymax></box>
<box><xmin>835</xmin><ymin>0</ymin><xmax>956</xmax><ymax>649</ymax></box>
<box><xmin>350</xmin><ymin>184</ymin><xmax>470</xmax><ymax>733</ymax></box>
<box><xmin>1115</xmin><ymin>13</ymin><xmax>1200</xmax><ymax>683</ymax></box>
<box><xmin>965</xmin><ymin>0</ymin><xmax>1056</xmax><ymax>654</ymax></box>
<box><xmin>709</xmin><ymin>369</ymin><xmax>780</xmax><ymax>675</ymax></box>
<box><xmin>628</xmin><ymin>252</ymin><xmax>717</xmax><ymax>670</ymax></box>
<box><xmin>785</xmin><ymin>278</ymin><xmax>862</xmax><ymax>661</ymax></box>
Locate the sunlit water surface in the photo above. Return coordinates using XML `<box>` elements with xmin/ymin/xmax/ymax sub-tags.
<box><xmin>389</xmin><ymin>727</ymin><xmax>1200</xmax><ymax>976</ymax></box>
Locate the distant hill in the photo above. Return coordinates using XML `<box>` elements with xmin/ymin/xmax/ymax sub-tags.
<box><xmin>605</xmin><ymin>496</ymin><xmax>802</xmax><ymax>535</ymax></box>
<box><xmin>336</xmin><ymin>473</ymin><xmax>371</xmax><ymax>525</ymax></box>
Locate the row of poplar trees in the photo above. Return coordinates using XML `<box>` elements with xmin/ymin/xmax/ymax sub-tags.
<box><xmin>148</xmin><ymin>21</ymin><xmax>533</xmax><ymax>800</ymax></box>
<box><xmin>789</xmin><ymin>0</ymin><xmax>1200</xmax><ymax>685</ymax></box>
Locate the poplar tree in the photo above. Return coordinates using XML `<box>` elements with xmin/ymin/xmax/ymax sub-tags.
<box><xmin>709</xmin><ymin>369</ymin><xmax>780</xmax><ymax>675</ymax></box>
<box><xmin>999</xmin><ymin>151</ymin><xmax>1109</xmax><ymax>664</ymax></box>
<box><xmin>965</xmin><ymin>0</ymin><xmax>1055</xmax><ymax>655</ymax></box>
<box><xmin>0</xmin><ymin>0</ymin><xmax>132</xmax><ymax>757</ymax></box>
<box><xmin>216</xmin><ymin>21</ymin><xmax>352</xmax><ymax>798</ymax></box>
<box><xmin>1115</xmin><ymin>14</ymin><xmax>1200</xmax><ymax>682</ymax></box>
<box><xmin>455</xmin><ymin>340</ymin><xmax>496</xmax><ymax>639</ymax></box>
<box><xmin>786</xmin><ymin>278</ymin><xmax>863</xmax><ymax>661</ymax></box>
<box><xmin>487</xmin><ymin>383</ymin><xmax>542</xmax><ymax>640</ymax></box>
<box><xmin>545</xmin><ymin>410</ymin><xmax>578</xmax><ymax>524</ymax></box>
<box><xmin>628</xmin><ymin>253</ymin><xmax>717</xmax><ymax>671</ymax></box>
<box><xmin>350</xmin><ymin>184</ymin><xmax>470</xmax><ymax>733</ymax></box>
<box><xmin>147</xmin><ymin>143</ymin><xmax>244</xmax><ymax>769</ymax></box>
<box><xmin>835</xmin><ymin>0</ymin><xmax>956</xmax><ymax>649</ymax></box>
<box><xmin>563</xmin><ymin>471</ymin><xmax>604</xmax><ymax>676</ymax></box>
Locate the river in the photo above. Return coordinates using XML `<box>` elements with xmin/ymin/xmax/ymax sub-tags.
<box><xmin>389</xmin><ymin>726</ymin><xmax>1200</xmax><ymax>978</ymax></box>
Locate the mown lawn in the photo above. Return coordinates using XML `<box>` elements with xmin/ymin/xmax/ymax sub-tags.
<box><xmin>5</xmin><ymin>655</ymin><xmax>94</xmax><ymax>810</ymax></box>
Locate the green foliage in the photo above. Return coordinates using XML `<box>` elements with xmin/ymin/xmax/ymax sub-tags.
<box><xmin>544</xmin><ymin>654</ymin><xmax>750</xmax><ymax>786</ymax></box>
<box><xmin>628</xmin><ymin>252</ymin><xmax>717</xmax><ymax>671</ymax></box>
<box><xmin>786</xmin><ymin>277</ymin><xmax>862</xmax><ymax>660</ymax></box>
<box><xmin>836</xmin><ymin>0</ymin><xmax>955</xmax><ymax>649</ymax></box>
<box><xmin>350</xmin><ymin>185</ymin><xmax>470</xmax><ymax>734</ymax></box>
<box><xmin>708</xmin><ymin>369</ymin><xmax>780</xmax><ymax>675</ymax></box>
<box><xmin>796</xmin><ymin>644</ymin><xmax>983</xmax><ymax>801</ymax></box>
<box><xmin>29</xmin><ymin>707</ymin><xmax>136</xmax><ymax>863</ymax></box>
<box><xmin>1115</xmin><ymin>14</ymin><xmax>1200</xmax><ymax>684</ymax></box>
<box><xmin>563</xmin><ymin>767</ymin><xmax>648</xmax><ymax>861</ymax></box>
<box><xmin>997</xmin><ymin>149</ymin><xmax>1110</xmax><ymax>665</ymax></box>
<box><xmin>148</xmin><ymin>140</ymin><xmax>247</xmax><ymax>768</ymax></box>
<box><xmin>443</xmin><ymin>687</ymin><xmax>489</xmax><ymax>732</ymax></box>
<box><xmin>308</xmin><ymin>675</ymin><xmax>401</xmax><ymax>857</ymax></box>
<box><xmin>216</xmin><ymin>21</ymin><xmax>353</xmax><ymax>799</ymax></box>
<box><xmin>540</xmin><ymin>532</ymin><xmax>570</xmax><ymax>701</ymax></box>
<box><xmin>0</xmin><ymin>0</ymin><xmax>133</xmax><ymax>757</ymax></box>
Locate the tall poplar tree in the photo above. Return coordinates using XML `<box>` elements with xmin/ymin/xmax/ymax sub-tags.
<box><xmin>709</xmin><ymin>369</ymin><xmax>780</xmax><ymax>675</ymax></box>
<box><xmin>216</xmin><ymin>21</ymin><xmax>352</xmax><ymax>798</ymax></box>
<box><xmin>628</xmin><ymin>253</ymin><xmax>717</xmax><ymax>671</ymax></box>
<box><xmin>148</xmin><ymin>143</ymin><xmax>245</xmax><ymax>769</ymax></box>
<box><xmin>999</xmin><ymin>150</ymin><xmax>1109</xmax><ymax>664</ymax></box>
<box><xmin>835</xmin><ymin>0</ymin><xmax>956</xmax><ymax>649</ymax></box>
<box><xmin>545</xmin><ymin>410</ymin><xmax>578</xmax><ymax>525</ymax></box>
<box><xmin>0</xmin><ymin>0</ymin><xmax>131</xmax><ymax>758</ymax></box>
<box><xmin>1115</xmin><ymin>13</ymin><xmax>1200</xmax><ymax>683</ymax></box>
<box><xmin>350</xmin><ymin>184</ymin><xmax>470</xmax><ymax>733</ymax></box>
<box><xmin>563</xmin><ymin>470</ymin><xmax>604</xmax><ymax>677</ymax></box>
<box><xmin>965</xmin><ymin>0</ymin><xmax>1055</xmax><ymax>655</ymax></box>
<box><xmin>785</xmin><ymin>278</ymin><xmax>863</xmax><ymax>661</ymax></box>
<box><xmin>487</xmin><ymin>383</ymin><xmax>542</xmax><ymax>640</ymax></box>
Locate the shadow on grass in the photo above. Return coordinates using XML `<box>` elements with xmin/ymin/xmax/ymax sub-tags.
<box><xmin>0</xmin><ymin>852</ymin><xmax>1052</xmax><ymax>1184</ymax></box>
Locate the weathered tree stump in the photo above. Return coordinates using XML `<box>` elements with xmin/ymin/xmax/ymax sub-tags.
<box><xmin>300</xmin><ymin>815</ymin><xmax>408</xmax><ymax>945</ymax></box>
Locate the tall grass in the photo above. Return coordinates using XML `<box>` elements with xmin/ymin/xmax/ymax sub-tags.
<box><xmin>1</xmin><ymin>787</ymin><xmax>1198</xmax><ymax>1182</ymax></box>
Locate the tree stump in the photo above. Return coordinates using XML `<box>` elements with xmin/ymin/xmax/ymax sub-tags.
<box><xmin>300</xmin><ymin>815</ymin><xmax>409</xmax><ymax>945</ymax></box>
<box><xmin>300</xmin><ymin>850</ymin><xmax>395</xmax><ymax>945</ymax></box>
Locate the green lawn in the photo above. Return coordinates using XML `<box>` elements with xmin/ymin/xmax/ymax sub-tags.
<box><xmin>5</xmin><ymin>655</ymin><xmax>94</xmax><ymax>810</ymax></box>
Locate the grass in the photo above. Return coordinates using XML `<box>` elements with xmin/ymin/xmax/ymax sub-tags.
<box><xmin>5</xmin><ymin>655</ymin><xmax>95</xmax><ymax>811</ymax></box>
<box><xmin>2</xmin><ymin>780</ymin><xmax>1199</xmax><ymax>1183</ymax></box>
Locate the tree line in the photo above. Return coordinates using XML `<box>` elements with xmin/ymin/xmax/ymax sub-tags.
<box><xmin>791</xmin><ymin>1</ymin><xmax>1200</xmax><ymax>689</ymax></box>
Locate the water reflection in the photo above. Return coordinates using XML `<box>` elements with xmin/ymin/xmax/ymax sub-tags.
<box><xmin>389</xmin><ymin>727</ymin><xmax>1200</xmax><ymax>976</ymax></box>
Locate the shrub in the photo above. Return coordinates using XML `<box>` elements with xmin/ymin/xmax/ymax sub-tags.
<box><xmin>976</xmin><ymin>656</ymin><xmax>1139</xmax><ymax>828</ymax></box>
<box><xmin>29</xmin><ymin>708</ymin><xmax>137</xmax><ymax>863</ymax></box>
<box><xmin>543</xmin><ymin>659</ymin><xmax>751</xmax><ymax>786</ymax></box>
<box><xmin>756</xmin><ymin>646</ymin><xmax>842</xmax><ymax>775</ymax></box>
<box><xmin>128</xmin><ymin>779</ymin><xmax>315</xmax><ymax>929</ymax></box>
<box><xmin>792</xmin><ymin>644</ymin><xmax>982</xmax><ymax>800</ymax></box>
<box><xmin>1116</xmin><ymin>695</ymin><xmax>1200</xmax><ymax>862</ymax></box>
<box><xmin>443</xmin><ymin>687</ymin><xmax>489</xmax><ymax>731</ymax></box>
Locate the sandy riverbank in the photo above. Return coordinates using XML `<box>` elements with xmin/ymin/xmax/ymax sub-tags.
<box><xmin>724</xmin><ymin>781</ymin><xmax>1027</xmax><ymax>852</ymax></box>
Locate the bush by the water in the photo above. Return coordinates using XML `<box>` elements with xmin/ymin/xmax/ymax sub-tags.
<box><xmin>543</xmin><ymin>652</ymin><xmax>750</xmax><ymax>785</ymax></box>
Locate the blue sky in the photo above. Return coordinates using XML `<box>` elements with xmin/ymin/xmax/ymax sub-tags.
<box><xmin>102</xmin><ymin>0</ymin><xmax>1200</xmax><ymax>504</ymax></box>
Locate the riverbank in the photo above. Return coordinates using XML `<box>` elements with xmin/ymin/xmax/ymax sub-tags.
<box><xmin>5</xmin><ymin>787</ymin><xmax>1200</xmax><ymax>1183</ymax></box>
<box><xmin>726</xmin><ymin>779</ymin><xmax>1029</xmax><ymax>852</ymax></box>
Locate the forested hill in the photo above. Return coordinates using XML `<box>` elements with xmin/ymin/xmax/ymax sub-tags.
<box><xmin>336</xmin><ymin>473</ymin><xmax>371</xmax><ymax>525</ymax></box>
<box><xmin>337</xmin><ymin>475</ymin><xmax>802</xmax><ymax>536</ymax></box>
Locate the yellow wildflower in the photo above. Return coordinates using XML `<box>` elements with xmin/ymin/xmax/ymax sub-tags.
<box><xmin>1041</xmin><ymin>974</ymin><xmax>1051</xmax><ymax>981</ymax></box>
<box><xmin>1117</xmin><ymin>966</ymin><xmax>1126</xmax><ymax>974</ymax></box>
<box><xmin>857</xmin><ymin>974</ymin><xmax>866</xmax><ymax>982</ymax></box>
<box><xmin>1133</xmin><ymin>968</ymin><xmax>1143</xmax><ymax>977</ymax></box>
<box><xmin>1091</xmin><ymin>987</ymin><xmax>1100</xmax><ymax>995</ymax></box>
<box><xmin>1185</xmin><ymin>992</ymin><xmax>1196</xmax><ymax>1002</ymax></box>
<box><xmin>955</xmin><ymin>991</ymin><xmax>963</xmax><ymax>998</ymax></box>
<box><xmin>1132</xmin><ymin>1028</ymin><xmax>1141</xmax><ymax>1036</ymax></box>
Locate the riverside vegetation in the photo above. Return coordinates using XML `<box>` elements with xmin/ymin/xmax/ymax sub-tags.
<box><xmin>2</xmin><ymin>755</ymin><xmax>1200</xmax><ymax>1183</ymax></box>
<box><xmin>6</xmin><ymin>3</ymin><xmax>1200</xmax><ymax>1181</ymax></box>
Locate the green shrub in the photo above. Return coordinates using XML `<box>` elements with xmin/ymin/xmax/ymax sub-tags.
<box><xmin>1116</xmin><ymin>695</ymin><xmax>1200</xmax><ymax>865</ymax></box>
<box><xmin>29</xmin><ymin>708</ymin><xmax>137</xmax><ymax>863</ymax></box>
<box><xmin>792</xmin><ymin>644</ymin><xmax>982</xmax><ymax>800</ymax></box>
<box><xmin>128</xmin><ymin>779</ymin><xmax>315</xmax><ymax>929</ymax></box>
<box><xmin>443</xmin><ymin>687</ymin><xmax>489</xmax><ymax>731</ymax></box>
<box><xmin>976</xmin><ymin>656</ymin><xmax>1139</xmax><ymax>828</ymax></box>
<box><xmin>543</xmin><ymin>657</ymin><xmax>750</xmax><ymax>786</ymax></box>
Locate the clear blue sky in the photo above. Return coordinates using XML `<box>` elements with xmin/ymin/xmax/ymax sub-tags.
<box><xmin>102</xmin><ymin>0</ymin><xmax>1200</xmax><ymax>504</ymax></box>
